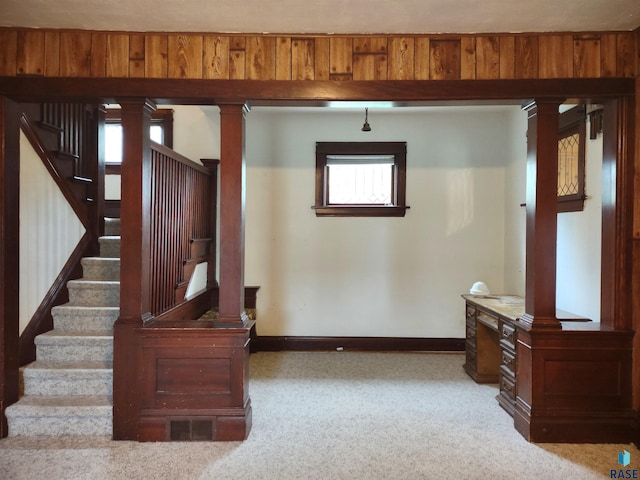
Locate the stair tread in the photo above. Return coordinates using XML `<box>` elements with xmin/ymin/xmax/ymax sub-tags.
<box><xmin>52</xmin><ymin>305</ymin><xmax>120</xmax><ymax>312</ymax></box>
<box><xmin>38</xmin><ymin>329</ymin><xmax>113</xmax><ymax>337</ymax></box>
<box><xmin>68</xmin><ymin>279</ymin><xmax>120</xmax><ymax>285</ymax></box>
<box><xmin>10</xmin><ymin>395</ymin><xmax>112</xmax><ymax>409</ymax></box>
<box><xmin>25</xmin><ymin>360</ymin><xmax>113</xmax><ymax>370</ymax></box>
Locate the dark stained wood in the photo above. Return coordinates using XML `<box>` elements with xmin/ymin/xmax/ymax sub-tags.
<box><xmin>514</xmin><ymin>326</ymin><xmax>634</xmax><ymax>443</ymax></box>
<box><xmin>252</xmin><ymin>336</ymin><xmax>464</xmax><ymax>352</ymax></box>
<box><xmin>217</xmin><ymin>104</ymin><xmax>249</xmax><ymax>326</ymax></box>
<box><xmin>148</xmin><ymin>142</ymin><xmax>212</xmax><ymax>315</ymax></box>
<box><xmin>200</xmin><ymin>159</ymin><xmax>219</xmax><ymax>289</ymax></box>
<box><xmin>135</xmin><ymin>322</ymin><xmax>254</xmax><ymax>441</ymax></box>
<box><xmin>602</xmin><ymin>98</ymin><xmax>635</xmax><ymax>331</ymax></box>
<box><xmin>0</xmin><ymin>97</ymin><xmax>20</xmax><ymax>438</ymax></box>
<box><xmin>0</xmin><ymin>77</ymin><xmax>632</xmax><ymax>105</ymax></box>
<box><xmin>519</xmin><ymin>101</ymin><xmax>562</xmax><ymax>329</ymax></box>
<box><xmin>113</xmin><ymin>98</ymin><xmax>156</xmax><ymax>440</ymax></box>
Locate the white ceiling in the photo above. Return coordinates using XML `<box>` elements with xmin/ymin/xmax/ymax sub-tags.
<box><xmin>1</xmin><ymin>0</ymin><xmax>638</xmax><ymax>34</ymax></box>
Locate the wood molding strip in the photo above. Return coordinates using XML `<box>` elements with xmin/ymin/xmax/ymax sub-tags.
<box><xmin>251</xmin><ymin>336</ymin><xmax>465</xmax><ymax>352</ymax></box>
<box><xmin>18</xmin><ymin>113</ymin><xmax>90</xmax><ymax>229</ymax></box>
<box><xmin>19</xmin><ymin>231</ymin><xmax>92</xmax><ymax>365</ymax></box>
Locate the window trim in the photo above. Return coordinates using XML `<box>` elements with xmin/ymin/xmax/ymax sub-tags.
<box><xmin>314</xmin><ymin>141</ymin><xmax>408</xmax><ymax>217</ymax></box>
<box><xmin>104</xmin><ymin>108</ymin><xmax>174</xmax><ymax>174</ymax></box>
<box><xmin>557</xmin><ymin>105</ymin><xmax>586</xmax><ymax>213</ymax></box>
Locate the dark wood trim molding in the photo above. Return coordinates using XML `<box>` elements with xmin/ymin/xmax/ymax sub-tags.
<box><xmin>18</xmin><ymin>113</ymin><xmax>90</xmax><ymax>229</ymax></box>
<box><xmin>0</xmin><ymin>96</ymin><xmax>20</xmax><ymax>439</ymax></box>
<box><xmin>0</xmin><ymin>78</ymin><xmax>634</xmax><ymax>105</ymax></box>
<box><xmin>251</xmin><ymin>336</ymin><xmax>465</xmax><ymax>353</ymax></box>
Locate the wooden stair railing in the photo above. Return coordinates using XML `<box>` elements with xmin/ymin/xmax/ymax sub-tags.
<box><xmin>148</xmin><ymin>143</ymin><xmax>218</xmax><ymax>318</ymax></box>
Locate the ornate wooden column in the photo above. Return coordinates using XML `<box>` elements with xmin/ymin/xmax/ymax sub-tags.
<box><xmin>0</xmin><ymin>97</ymin><xmax>20</xmax><ymax>438</ymax></box>
<box><xmin>216</xmin><ymin>103</ymin><xmax>250</xmax><ymax>326</ymax></box>
<box><xmin>515</xmin><ymin>99</ymin><xmax>634</xmax><ymax>443</ymax></box>
<box><xmin>519</xmin><ymin>100</ymin><xmax>562</xmax><ymax>330</ymax></box>
<box><xmin>113</xmin><ymin>99</ymin><xmax>156</xmax><ymax>440</ymax></box>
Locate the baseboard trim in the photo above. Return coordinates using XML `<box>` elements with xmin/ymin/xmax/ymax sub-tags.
<box><xmin>251</xmin><ymin>336</ymin><xmax>465</xmax><ymax>353</ymax></box>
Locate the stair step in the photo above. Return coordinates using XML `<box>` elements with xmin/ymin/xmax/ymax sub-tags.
<box><xmin>99</xmin><ymin>236</ymin><xmax>120</xmax><ymax>258</ymax></box>
<box><xmin>81</xmin><ymin>257</ymin><xmax>120</xmax><ymax>281</ymax></box>
<box><xmin>104</xmin><ymin>217</ymin><xmax>121</xmax><ymax>236</ymax></box>
<box><xmin>23</xmin><ymin>361</ymin><xmax>113</xmax><ymax>396</ymax></box>
<box><xmin>51</xmin><ymin>305</ymin><xmax>119</xmax><ymax>332</ymax></box>
<box><xmin>5</xmin><ymin>395</ymin><xmax>112</xmax><ymax>436</ymax></box>
<box><xmin>35</xmin><ymin>331</ymin><xmax>113</xmax><ymax>362</ymax></box>
<box><xmin>67</xmin><ymin>280</ymin><xmax>119</xmax><ymax>307</ymax></box>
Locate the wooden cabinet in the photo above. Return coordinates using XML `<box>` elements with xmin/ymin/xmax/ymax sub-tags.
<box><xmin>497</xmin><ymin>318</ymin><xmax>517</xmax><ymax>415</ymax></box>
<box><xmin>463</xmin><ymin>301</ymin><xmax>501</xmax><ymax>383</ymax></box>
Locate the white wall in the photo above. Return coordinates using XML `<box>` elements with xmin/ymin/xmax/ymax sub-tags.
<box><xmin>556</xmin><ymin>116</ymin><xmax>602</xmax><ymax>321</ymax></box>
<box><xmin>243</xmin><ymin>107</ymin><xmax>515</xmax><ymax>338</ymax></box>
<box><xmin>20</xmin><ymin>131</ymin><xmax>85</xmax><ymax>334</ymax></box>
<box><xmin>503</xmin><ymin>109</ymin><xmax>528</xmax><ymax>296</ymax></box>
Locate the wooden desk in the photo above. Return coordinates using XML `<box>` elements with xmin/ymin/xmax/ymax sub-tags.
<box><xmin>462</xmin><ymin>294</ymin><xmax>589</xmax><ymax>416</ymax></box>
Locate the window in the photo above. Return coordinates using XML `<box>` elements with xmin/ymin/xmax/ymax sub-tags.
<box><xmin>314</xmin><ymin>142</ymin><xmax>408</xmax><ymax>217</ymax></box>
<box><xmin>557</xmin><ymin>106</ymin><xmax>586</xmax><ymax>213</ymax></box>
<box><xmin>105</xmin><ymin>108</ymin><xmax>174</xmax><ymax>172</ymax></box>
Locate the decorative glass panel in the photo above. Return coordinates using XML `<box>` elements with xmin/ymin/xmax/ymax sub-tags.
<box><xmin>558</xmin><ymin>133</ymin><xmax>580</xmax><ymax>197</ymax></box>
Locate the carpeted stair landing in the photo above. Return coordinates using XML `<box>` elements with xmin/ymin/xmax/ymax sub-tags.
<box><xmin>5</xmin><ymin>218</ymin><xmax>121</xmax><ymax>436</ymax></box>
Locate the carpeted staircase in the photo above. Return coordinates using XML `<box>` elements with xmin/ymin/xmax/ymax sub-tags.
<box><xmin>5</xmin><ymin>218</ymin><xmax>121</xmax><ymax>436</ymax></box>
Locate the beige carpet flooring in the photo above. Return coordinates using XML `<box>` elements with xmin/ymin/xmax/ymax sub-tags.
<box><xmin>0</xmin><ymin>351</ymin><xmax>637</xmax><ymax>479</ymax></box>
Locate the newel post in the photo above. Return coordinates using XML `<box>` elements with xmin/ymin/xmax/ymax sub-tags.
<box><xmin>216</xmin><ymin>103</ymin><xmax>250</xmax><ymax>326</ymax></box>
<box><xmin>113</xmin><ymin>98</ymin><xmax>156</xmax><ymax>440</ymax></box>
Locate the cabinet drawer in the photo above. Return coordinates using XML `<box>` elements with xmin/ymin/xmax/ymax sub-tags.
<box><xmin>466</xmin><ymin>324</ymin><xmax>476</xmax><ymax>342</ymax></box>
<box><xmin>466</xmin><ymin>305</ymin><xmax>476</xmax><ymax>325</ymax></box>
<box><xmin>499</xmin><ymin>373</ymin><xmax>516</xmax><ymax>401</ymax></box>
<box><xmin>501</xmin><ymin>349</ymin><xmax>516</xmax><ymax>375</ymax></box>
<box><xmin>500</xmin><ymin>322</ymin><xmax>516</xmax><ymax>347</ymax></box>
<box><xmin>465</xmin><ymin>345</ymin><xmax>477</xmax><ymax>368</ymax></box>
<box><xmin>477</xmin><ymin>311</ymin><xmax>498</xmax><ymax>330</ymax></box>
